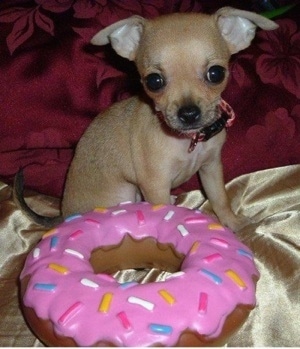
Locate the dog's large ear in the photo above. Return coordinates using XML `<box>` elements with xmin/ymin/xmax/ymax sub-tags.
<box><xmin>216</xmin><ymin>7</ymin><xmax>279</xmax><ymax>54</ymax></box>
<box><xmin>90</xmin><ymin>16</ymin><xmax>146</xmax><ymax>60</ymax></box>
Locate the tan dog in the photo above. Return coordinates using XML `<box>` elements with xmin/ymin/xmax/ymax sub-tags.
<box><xmin>15</xmin><ymin>7</ymin><xmax>278</xmax><ymax>231</ymax></box>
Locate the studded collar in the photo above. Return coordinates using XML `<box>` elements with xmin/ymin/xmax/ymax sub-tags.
<box><xmin>188</xmin><ymin>99</ymin><xmax>235</xmax><ymax>152</ymax></box>
<box><xmin>156</xmin><ymin>99</ymin><xmax>235</xmax><ymax>153</ymax></box>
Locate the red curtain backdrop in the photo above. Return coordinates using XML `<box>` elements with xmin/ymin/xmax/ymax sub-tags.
<box><xmin>0</xmin><ymin>0</ymin><xmax>299</xmax><ymax>198</ymax></box>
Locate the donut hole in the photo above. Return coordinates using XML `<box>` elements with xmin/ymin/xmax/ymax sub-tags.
<box><xmin>89</xmin><ymin>234</ymin><xmax>185</xmax><ymax>282</ymax></box>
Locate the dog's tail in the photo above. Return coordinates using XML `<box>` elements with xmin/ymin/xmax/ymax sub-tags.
<box><xmin>13</xmin><ymin>169</ymin><xmax>63</xmax><ymax>229</ymax></box>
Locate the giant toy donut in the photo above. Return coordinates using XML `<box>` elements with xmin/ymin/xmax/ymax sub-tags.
<box><xmin>20</xmin><ymin>202</ymin><xmax>259</xmax><ymax>347</ymax></box>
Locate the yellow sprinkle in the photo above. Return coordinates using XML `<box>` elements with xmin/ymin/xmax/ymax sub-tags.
<box><xmin>48</xmin><ymin>263</ymin><xmax>69</xmax><ymax>274</ymax></box>
<box><xmin>189</xmin><ymin>241</ymin><xmax>200</xmax><ymax>254</ymax></box>
<box><xmin>152</xmin><ymin>204</ymin><xmax>165</xmax><ymax>211</ymax></box>
<box><xmin>159</xmin><ymin>289</ymin><xmax>176</xmax><ymax>305</ymax></box>
<box><xmin>94</xmin><ymin>207</ymin><xmax>108</xmax><ymax>213</ymax></box>
<box><xmin>98</xmin><ymin>292</ymin><xmax>113</xmax><ymax>313</ymax></box>
<box><xmin>208</xmin><ymin>223</ymin><xmax>225</xmax><ymax>231</ymax></box>
<box><xmin>42</xmin><ymin>229</ymin><xmax>57</xmax><ymax>239</ymax></box>
<box><xmin>226</xmin><ymin>269</ymin><xmax>247</xmax><ymax>289</ymax></box>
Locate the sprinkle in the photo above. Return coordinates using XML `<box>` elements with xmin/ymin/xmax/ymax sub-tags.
<box><xmin>42</xmin><ymin>229</ymin><xmax>57</xmax><ymax>239</ymax></box>
<box><xmin>166</xmin><ymin>271</ymin><xmax>185</xmax><ymax>279</ymax></box>
<box><xmin>84</xmin><ymin>218</ymin><xmax>100</xmax><ymax>226</ymax></box>
<box><xmin>158</xmin><ymin>290</ymin><xmax>176</xmax><ymax>305</ymax></box>
<box><xmin>177</xmin><ymin>224</ymin><xmax>189</xmax><ymax>237</ymax></box>
<box><xmin>208</xmin><ymin>223</ymin><xmax>225</xmax><ymax>231</ymax></box>
<box><xmin>225</xmin><ymin>269</ymin><xmax>247</xmax><ymax>289</ymax></box>
<box><xmin>149</xmin><ymin>323</ymin><xmax>173</xmax><ymax>335</ymax></box>
<box><xmin>119</xmin><ymin>201</ymin><xmax>132</xmax><ymax>205</ymax></box>
<box><xmin>34</xmin><ymin>283</ymin><xmax>56</xmax><ymax>292</ymax></box>
<box><xmin>127</xmin><ymin>296</ymin><xmax>154</xmax><ymax>311</ymax></box>
<box><xmin>94</xmin><ymin>207</ymin><xmax>108</xmax><ymax>213</ymax></box>
<box><xmin>200</xmin><ymin>268</ymin><xmax>222</xmax><ymax>284</ymax></box>
<box><xmin>33</xmin><ymin>248</ymin><xmax>40</xmax><ymax>258</ymax></box>
<box><xmin>111</xmin><ymin>209</ymin><xmax>127</xmax><ymax>216</ymax></box>
<box><xmin>98</xmin><ymin>292</ymin><xmax>113</xmax><ymax>313</ymax></box>
<box><xmin>184</xmin><ymin>216</ymin><xmax>208</xmax><ymax>224</ymax></box>
<box><xmin>164</xmin><ymin>210</ymin><xmax>175</xmax><ymax>221</ymax></box>
<box><xmin>69</xmin><ymin>230</ymin><xmax>83</xmax><ymax>240</ymax></box>
<box><xmin>50</xmin><ymin>236</ymin><xmax>59</xmax><ymax>250</ymax></box>
<box><xmin>65</xmin><ymin>214</ymin><xmax>82</xmax><ymax>222</ymax></box>
<box><xmin>198</xmin><ymin>292</ymin><xmax>208</xmax><ymax>314</ymax></box>
<box><xmin>119</xmin><ymin>281</ymin><xmax>138</xmax><ymax>289</ymax></box>
<box><xmin>189</xmin><ymin>241</ymin><xmax>200</xmax><ymax>255</ymax></box>
<box><xmin>136</xmin><ymin>210</ymin><xmax>145</xmax><ymax>225</ymax></box>
<box><xmin>237</xmin><ymin>249</ymin><xmax>253</xmax><ymax>260</ymax></box>
<box><xmin>203</xmin><ymin>253</ymin><xmax>223</xmax><ymax>263</ymax></box>
<box><xmin>80</xmin><ymin>278</ymin><xmax>99</xmax><ymax>288</ymax></box>
<box><xmin>58</xmin><ymin>301</ymin><xmax>83</xmax><ymax>325</ymax></box>
<box><xmin>64</xmin><ymin>248</ymin><xmax>84</xmax><ymax>259</ymax></box>
<box><xmin>117</xmin><ymin>311</ymin><xmax>132</xmax><ymax>330</ymax></box>
<box><xmin>210</xmin><ymin>237</ymin><xmax>229</xmax><ymax>248</ymax></box>
<box><xmin>152</xmin><ymin>204</ymin><xmax>165</xmax><ymax>211</ymax></box>
<box><xmin>48</xmin><ymin>263</ymin><xmax>69</xmax><ymax>274</ymax></box>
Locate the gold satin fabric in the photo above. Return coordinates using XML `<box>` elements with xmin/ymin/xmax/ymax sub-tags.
<box><xmin>0</xmin><ymin>165</ymin><xmax>299</xmax><ymax>347</ymax></box>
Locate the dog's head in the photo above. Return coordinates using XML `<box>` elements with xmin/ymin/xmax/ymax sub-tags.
<box><xmin>91</xmin><ymin>8</ymin><xmax>278</xmax><ymax>134</ymax></box>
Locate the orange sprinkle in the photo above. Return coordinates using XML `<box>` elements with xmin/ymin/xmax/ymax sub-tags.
<box><xmin>159</xmin><ymin>289</ymin><xmax>176</xmax><ymax>305</ymax></box>
<box><xmin>226</xmin><ymin>269</ymin><xmax>247</xmax><ymax>289</ymax></box>
<box><xmin>42</xmin><ymin>229</ymin><xmax>57</xmax><ymax>239</ymax></box>
<box><xmin>189</xmin><ymin>241</ymin><xmax>200</xmax><ymax>254</ymax></box>
<box><xmin>98</xmin><ymin>292</ymin><xmax>113</xmax><ymax>313</ymax></box>
<box><xmin>94</xmin><ymin>207</ymin><xmax>108</xmax><ymax>213</ymax></box>
<box><xmin>208</xmin><ymin>223</ymin><xmax>225</xmax><ymax>231</ymax></box>
<box><xmin>152</xmin><ymin>204</ymin><xmax>165</xmax><ymax>211</ymax></box>
<box><xmin>48</xmin><ymin>263</ymin><xmax>69</xmax><ymax>274</ymax></box>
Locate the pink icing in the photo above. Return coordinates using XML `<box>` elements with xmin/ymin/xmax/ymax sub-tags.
<box><xmin>20</xmin><ymin>202</ymin><xmax>259</xmax><ymax>347</ymax></box>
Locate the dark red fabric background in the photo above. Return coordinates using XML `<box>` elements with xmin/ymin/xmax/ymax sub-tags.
<box><xmin>0</xmin><ymin>0</ymin><xmax>299</xmax><ymax>198</ymax></box>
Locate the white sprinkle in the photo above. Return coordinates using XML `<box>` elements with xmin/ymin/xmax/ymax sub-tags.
<box><xmin>33</xmin><ymin>248</ymin><xmax>40</xmax><ymax>258</ymax></box>
<box><xmin>127</xmin><ymin>296</ymin><xmax>154</xmax><ymax>311</ymax></box>
<box><xmin>111</xmin><ymin>209</ymin><xmax>127</xmax><ymax>216</ymax></box>
<box><xmin>65</xmin><ymin>214</ymin><xmax>82</xmax><ymax>222</ymax></box>
<box><xmin>164</xmin><ymin>210</ymin><xmax>175</xmax><ymax>221</ymax></box>
<box><xmin>80</xmin><ymin>278</ymin><xmax>99</xmax><ymax>288</ymax></box>
<box><xmin>64</xmin><ymin>249</ymin><xmax>84</xmax><ymax>259</ymax></box>
<box><xmin>177</xmin><ymin>224</ymin><xmax>189</xmax><ymax>237</ymax></box>
<box><xmin>119</xmin><ymin>201</ymin><xmax>132</xmax><ymax>205</ymax></box>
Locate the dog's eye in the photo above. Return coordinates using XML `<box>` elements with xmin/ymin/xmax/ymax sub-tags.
<box><xmin>145</xmin><ymin>73</ymin><xmax>165</xmax><ymax>92</ymax></box>
<box><xmin>206</xmin><ymin>65</ymin><xmax>226</xmax><ymax>84</ymax></box>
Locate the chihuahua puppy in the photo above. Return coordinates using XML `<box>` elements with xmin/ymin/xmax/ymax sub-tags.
<box><xmin>15</xmin><ymin>7</ymin><xmax>278</xmax><ymax>231</ymax></box>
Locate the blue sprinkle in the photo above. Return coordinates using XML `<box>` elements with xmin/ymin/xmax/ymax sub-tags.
<box><xmin>34</xmin><ymin>283</ymin><xmax>57</xmax><ymax>292</ymax></box>
<box><xmin>65</xmin><ymin>214</ymin><xmax>82</xmax><ymax>222</ymax></box>
<box><xmin>149</xmin><ymin>323</ymin><xmax>173</xmax><ymax>335</ymax></box>
<box><xmin>119</xmin><ymin>281</ymin><xmax>139</xmax><ymax>289</ymax></box>
<box><xmin>237</xmin><ymin>249</ymin><xmax>253</xmax><ymax>260</ymax></box>
<box><xmin>50</xmin><ymin>236</ymin><xmax>59</xmax><ymax>250</ymax></box>
<box><xmin>200</xmin><ymin>268</ymin><xmax>223</xmax><ymax>284</ymax></box>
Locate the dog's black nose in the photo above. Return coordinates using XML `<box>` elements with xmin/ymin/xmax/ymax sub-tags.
<box><xmin>178</xmin><ymin>105</ymin><xmax>201</xmax><ymax>124</ymax></box>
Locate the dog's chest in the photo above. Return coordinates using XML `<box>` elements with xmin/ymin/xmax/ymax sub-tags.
<box><xmin>170</xmin><ymin>141</ymin><xmax>209</xmax><ymax>187</ymax></box>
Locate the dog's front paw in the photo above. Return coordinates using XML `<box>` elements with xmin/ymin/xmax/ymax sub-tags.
<box><xmin>220</xmin><ymin>214</ymin><xmax>252</xmax><ymax>233</ymax></box>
